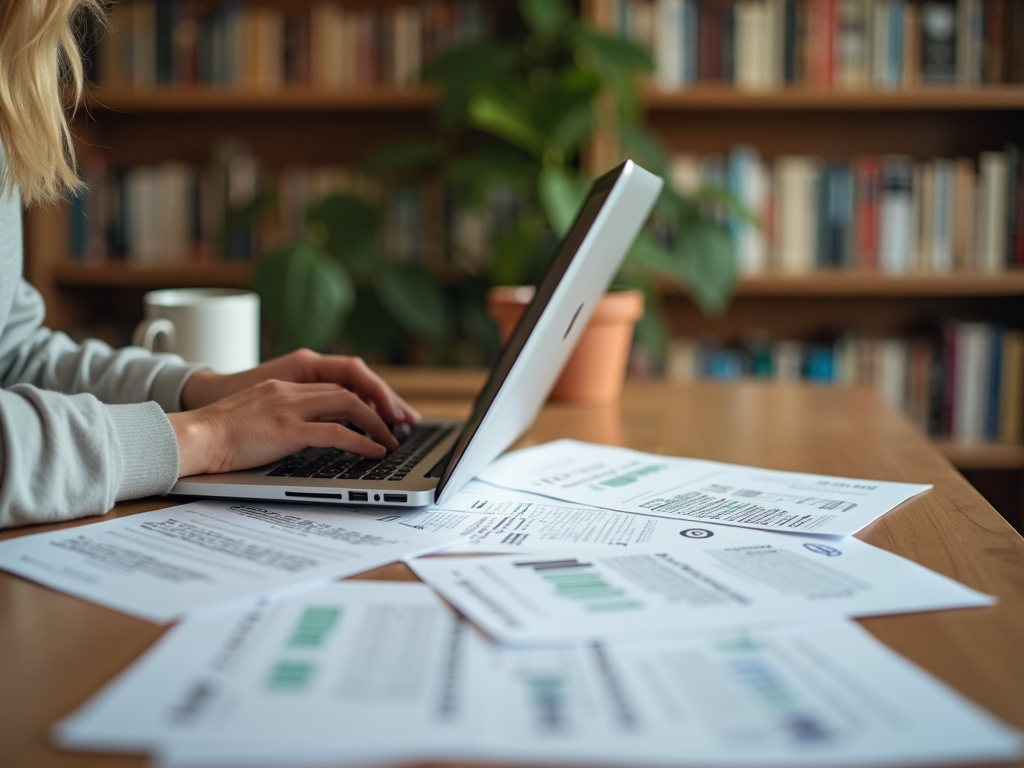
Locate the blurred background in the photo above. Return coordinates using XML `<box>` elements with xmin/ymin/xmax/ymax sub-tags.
<box><xmin>24</xmin><ymin>0</ymin><xmax>1024</xmax><ymax>529</ymax></box>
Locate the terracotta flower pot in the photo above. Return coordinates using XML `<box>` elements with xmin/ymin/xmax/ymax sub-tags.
<box><xmin>487</xmin><ymin>285</ymin><xmax>644</xmax><ymax>405</ymax></box>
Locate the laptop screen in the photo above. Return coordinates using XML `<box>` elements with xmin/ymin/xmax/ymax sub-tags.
<box><xmin>432</xmin><ymin>162</ymin><xmax>626</xmax><ymax>501</ymax></box>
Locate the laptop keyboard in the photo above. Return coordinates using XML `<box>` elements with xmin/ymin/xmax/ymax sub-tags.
<box><xmin>266</xmin><ymin>424</ymin><xmax>454</xmax><ymax>482</ymax></box>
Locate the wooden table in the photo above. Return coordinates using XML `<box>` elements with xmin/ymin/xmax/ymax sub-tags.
<box><xmin>2</xmin><ymin>376</ymin><xmax>1024</xmax><ymax>768</ymax></box>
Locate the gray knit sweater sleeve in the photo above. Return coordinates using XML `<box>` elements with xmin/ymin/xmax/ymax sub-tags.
<box><xmin>0</xmin><ymin>190</ymin><xmax>205</xmax><ymax>528</ymax></box>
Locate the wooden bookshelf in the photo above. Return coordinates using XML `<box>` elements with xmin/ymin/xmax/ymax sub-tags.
<box><xmin>933</xmin><ymin>441</ymin><xmax>1024</xmax><ymax>471</ymax></box>
<box><xmin>52</xmin><ymin>264</ymin><xmax>1024</xmax><ymax>298</ymax></box>
<box><xmin>84</xmin><ymin>86</ymin><xmax>436</xmax><ymax>112</ymax></box>
<box><xmin>84</xmin><ymin>85</ymin><xmax>1024</xmax><ymax>114</ymax></box>
<box><xmin>54</xmin><ymin>262</ymin><xmax>253</xmax><ymax>289</ymax></box>
<box><xmin>644</xmin><ymin>86</ymin><xmax>1024</xmax><ymax>111</ymax></box>
<box><xmin>718</xmin><ymin>273</ymin><xmax>1024</xmax><ymax>297</ymax></box>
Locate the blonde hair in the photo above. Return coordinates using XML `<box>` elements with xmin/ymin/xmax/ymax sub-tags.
<box><xmin>0</xmin><ymin>0</ymin><xmax>101</xmax><ymax>205</ymax></box>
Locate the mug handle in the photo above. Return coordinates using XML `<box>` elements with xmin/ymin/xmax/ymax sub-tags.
<box><xmin>132</xmin><ymin>318</ymin><xmax>176</xmax><ymax>353</ymax></box>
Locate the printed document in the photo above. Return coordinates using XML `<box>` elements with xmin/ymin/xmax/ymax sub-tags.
<box><xmin>478</xmin><ymin>439</ymin><xmax>932</xmax><ymax>536</ymax></box>
<box><xmin>59</xmin><ymin>584</ymin><xmax>1020</xmax><ymax>768</ymax></box>
<box><xmin>0</xmin><ymin>500</ymin><xmax>458</xmax><ymax>622</ymax></box>
<box><xmin>393</xmin><ymin>480</ymin><xmax>761</xmax><ymax>553</ymax></box>
<box><xmin>408</xmin><ymin>536</ymin><xmax>992</xmax><ymax>645</ymax></box>
<box><xmin>58</xmin><ymin>581</ymin><xmax>483</xmax><ymax>765</ymax></box>
<box><xmin>465</xmin><ymin>621</ymin><xmax>1021</xmax><ymax>768</ymax></box>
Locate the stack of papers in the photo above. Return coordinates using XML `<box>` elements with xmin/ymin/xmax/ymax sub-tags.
<box><xmin>0</xmin><ymin>439</ymin><xmax>1017</xmax><ymax>766</ymax></box>
<box><xmin>59</xmin><ymin>582</ymin><xmax>1020</xmax><ymax>768</ymax></box>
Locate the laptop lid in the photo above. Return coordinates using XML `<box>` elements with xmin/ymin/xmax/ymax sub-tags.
<box><xmin>434</xmin><ymin>160</ymin><xmax>663</xmax><ymax>505</ymax></box>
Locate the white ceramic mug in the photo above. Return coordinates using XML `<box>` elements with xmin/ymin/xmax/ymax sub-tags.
<box><xmin>133</xmin><ymin>288</ymin><xmax>260</xmax><ymax>374</ymax></box>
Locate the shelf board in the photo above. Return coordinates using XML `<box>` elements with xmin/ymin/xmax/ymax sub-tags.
<box><xmin>81</xmin><ymin>85</ymin><xmax>1024</xmax><ymax>113</ymax></box>
<box><xmin>644</xmin><ymin>85</ymin><xmax>1024</xmax><ymax>110</ymax></box>
<box><xmin>680</xmin><ymin>272</ymin><xmax>1024</xmax><ymax>298</ymax></box>
<box><xmin>55</xmin><ymin>264</ymin><xmax>1024</xmax><ymax>296</ymax></box>
<box><xmin>54</xmin><ymin>262</ymin><xmax>252</xmax><ymax>288</ymax></box>
<box><xmin>83</xmin><ymin>85</ymin><xmax>436</xmax><ymax>112</ymax></box>
<box><xmin>933</xmin><ymin>441</ymin><xmax>1024</xmax><ymax>470</ymax></box>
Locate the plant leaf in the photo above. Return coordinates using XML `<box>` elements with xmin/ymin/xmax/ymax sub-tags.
<box><xmin>251</xmin><ymin>243</ymin><xmax>355</xmax><ymax>351</ymax></box>
<box><xmin>346</xmin><ymin>289</ymin><xmax>406</xmax><ymax>358</ymax></box>
<box><xmin>468</xmin><ymin>91</ymin><xmax>547</xmax><ymax>157</ymax></box>
<box><xmin>618</xmin><ymin>126</ymin><xmax>669</xmax><ymax>179</ymax></box>
<box><xmin>489</xmin><ymin>214</ymin><xmax>555</xmax><ymax>286</ymax></box>
<box><xmin>421</xmin><ymin>43</ymin><xmax>518</xmax><ymax>129</ymax></box>
<box><xmin>307</xmin><ymin>194</ymin><xmax>382</xmax><ymax>278</ymax></box>
<box><xmin>573</xmin><ymin>27</ymin><xmax>655</xmax><ymax>72</ymax></box>
<box><xmin>444</xmin><ymin>142</ymin><xmax>538</xmax><ymax>190</ymax></box>
<box><xmin>690</xmin><ymin>186</ymin><xmax>759</xmax><ymax>227</ymax></box>
<box><xmin>538</xmin><ymin>167</ymin><xmax>588</xmax><ymax>237</ymax></box>
<box><xmin>376</xmin><ymin>265</ymin><xmax>452</xmax><ymax>341</ymax></box>
<box><xmin>361</xmin><ymin>138</ymin><xmax>442</xmax><ymax>175</ymax></box>
<box><xmin>547</xmin><ymin>102</ymin><xmax>596</xmax><ymax>153</ymax></box>
<box><xmin>669</xmin><ymin>219</ymin><xmax>738</xmax><ymax>314</ymax></box>
<box><xmin>519</xmin><ymin>0</ymin><xmax>571</xmax><ymax>36</ymax></box>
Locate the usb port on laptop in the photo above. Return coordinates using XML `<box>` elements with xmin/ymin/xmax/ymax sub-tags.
<box><xmin>383</xmin><ymin>494</ymin><xmax>408</xmax><ymax>503</ymax></box>
<box><xmin>348</xmin><ymin>491</ymin><xmax>368</xmax><ymax>502</ymax></box>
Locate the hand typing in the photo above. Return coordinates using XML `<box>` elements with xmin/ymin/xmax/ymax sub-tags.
<box><xmin>169</xmin><ymin>350</ymin><xmax>420</xmax><ymax>478</ymax></box>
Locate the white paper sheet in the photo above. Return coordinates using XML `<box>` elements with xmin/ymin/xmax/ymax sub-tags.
<box><xmin>391</xmin><ymin>480</ymin><xmax>764</xmax><ymax>553</ymax></box>
<box><xmin>57</xmin><ymin>581</ymin><xmax>482</xmax><ymax>766</ymax></box>
<box><xmin>0</xmin><ymin>500</ymin><xmax>459</xmax><ymax>622</ymax></box>
<box><xmin>466</xmin><ymin>622</ymin><xmax>1021</xmax><ymax>768</ymax></box>
<box><xmin>154</xmin><ymin>623</ymin><xmax>1021</xmax><ymax>768</ymax></box>
<box><xmin>477</xmin><ymin>439</ymin><xmax>932</xmax><ymax>536</ymax></box>
<box><xmin>408</xmin><ymin>536</ymin><xmax>993</xmax><ymax>645</ymax></box>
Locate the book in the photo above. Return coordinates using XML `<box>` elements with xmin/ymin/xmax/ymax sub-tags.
<box><xmin>854</xmin><ymin>155</ymin><xmax>882</xmax><ymax>271</ymax></box>
<box><xmin>879</xmin><ymin>156</ymin><xmax>914</xmax><ymax>274</ymax></box>
<box><xmin>920</xmin><ymin>0</ymin><xmax>957</xmax><ymax>83</ymax></box>
<box><xmin>952</xmin><ymin>322</ymin><xmax>992</xmax><ymax>442</ymax></box>
<box><xmin>1004</xmin><ymin>145</ymin><xmax>1021</xmax><ymax>269</ymax></box>
<box><xmin>729</xmin><ymin>146</ymin><xmax>769</xmax><ymax>275</ymax></box>
<box><xmin>998</xmin><ymin>330</ymin><xmax>1024</xmax><ymax>443</ymax></box>
<box><xmin>978</xmin><ymin>151</ymin><xmax>1009</xmax><ymax>273</ymax></box>
<box><xmin>837</xmin><ymin>0</ymin><xmax>869</xmax><ymax>89</ymax></box>
<box><xmin>774</xmin><ymin>156</ymin><xmax>819</xmax><ymax>274</ymax></box>
<box><xmin>931</xmin><ymin>159</ymin><xmax>955</xmax><ymax>273</ymax></box>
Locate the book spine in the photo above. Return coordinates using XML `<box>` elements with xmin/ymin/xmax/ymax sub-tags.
<box><xmin>154</xmin><ymin>0</ymin><xmax>174</xmax><ymax>85</ymax></box>
<box><xmin>979</xmin><ymin>151</ymin><xmax>1009</xmax><ymax>273</ymax></box>
<box><xmin>722</xmin><ymin>2</ymin><xmax>736</xmax><ymax>82</ymax></box>
<box><xmin>998</xmin><ymin>330</ymin><xmax>1024</xmax><ymax>443</ymax></box>
<box><xmin>986</xmin><ymin>325</ymin><xmax>1003</xmax><ymax>440</ymax></box>
<box><xmin>880</xmin><ymin>155</ymin><xmax>913</xmax><ymax>274</ymax></box>
<box><xmin>1004</xmin><ymin>144</ymin><xmax>1021</xmax><ymax>269</ymax></box>
<box><xmin>985</xmin><ymin>0</ymin><xmax>1004</xmax><ymax>82</ymax></box>
<box><xmin>920</xmin><ymin>0</ymin><xmax>957</xmax><ymax>83</ymax></box>
<box><xmin>932</xmin><ymin>158</ymin><xmax>954</xmax><ymax>273</ymax></box>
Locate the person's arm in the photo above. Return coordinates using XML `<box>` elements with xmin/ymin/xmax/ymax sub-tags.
<box><xmin>0</xmin><ymin>386</ymin><xmax>179</xmax><ymax>528</ymax></box>
<box><xmin>0</xmin><ymin>279</ymin><xmax>203</xmax><ymax>410</ymax></box>
<box><xmin>0</xmin><ymin>281</ymin><xmax>418</xmax><ymax>527</ymax></box>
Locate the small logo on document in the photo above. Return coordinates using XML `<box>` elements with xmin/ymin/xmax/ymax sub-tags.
<box><xmin>803</xmin><ymin>543</ymin><xmax>842</xmax><ymax>557</ymax></box>
<box><xmin>679</xmin><ymin>528</ymin><xmax>714</xmax><ymax>539</ymax></box>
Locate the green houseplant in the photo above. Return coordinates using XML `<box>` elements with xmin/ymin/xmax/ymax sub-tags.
<box><xmin>251</xmin><ymin>0</ymin><xmax>742</xmax><ymax>363</ymax></box>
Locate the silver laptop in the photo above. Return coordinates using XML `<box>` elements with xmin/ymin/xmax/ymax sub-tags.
<box><xmin>171</xmin><ymin>160</ymin><xmax>663</xmax><ymax>508</ymax></box>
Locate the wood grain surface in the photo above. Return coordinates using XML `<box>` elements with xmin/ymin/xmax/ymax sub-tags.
<box><xmin>1</xmin><ymin>376</ymin><xmax>1022</xmax><ymax>768</ymax></box>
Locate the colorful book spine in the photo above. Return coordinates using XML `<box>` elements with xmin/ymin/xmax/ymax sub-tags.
<box><xmin>676</xmin><ymin>146</ymin><xmax>1022</xmax><ymax>277</ymax></box>
<box><xmin>614</xmin><ymin>0</ymin><xmax>1024</xmax><ymax>91</ymax></box>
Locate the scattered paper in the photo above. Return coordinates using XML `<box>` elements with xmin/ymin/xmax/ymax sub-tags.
<box><xmin>466</xmin><ymin>621</ymin><xmax>1022</xmax><ymax>768</ymax></box>
<box><xmin>478</xmin><ymin>439</ymin><xmax>932</xmax><ymax>536</ymax></box>
<box><xmin>63</xmin><ymin>584</ymin><xmax>1019</xmax><ymax>768</ymax></box>
<box><xmin>393</xmin><ymin>480</ymin><xmax>764</xmax><ymax>553</ymax></box>
<box><xmin>0</xmin><ymin>500</ymin><xmax>459</xmax><ymax>622</ymax></box>
<box><xmin>57</xmin><ymin>581</ymin><xmax>483</xmax><ymax>765</ymax></box>
<box><xmin>408</xmin><ymin>536</ymin><xmax>993</xmax><ymax>645</ymax></box>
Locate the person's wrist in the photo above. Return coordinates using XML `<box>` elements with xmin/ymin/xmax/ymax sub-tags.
<box><xmin>180</xmin><ymin>369</ymin><xmax>227</xmax><ymax>410</ymax></box>
<box><xmin>167</xmin><ymin>411</ymin><xmax>217</xmax><ymax>477</ymax></box>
